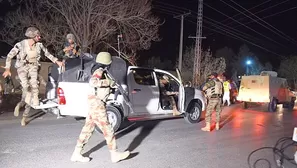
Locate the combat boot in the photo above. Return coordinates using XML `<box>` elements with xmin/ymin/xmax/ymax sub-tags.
<box><xmin>14</xmin><ymin>101</ymin><xmax>24</xmax><ymax>117</ymax></box>
<box><xmin>21</xmin><ymin>117</ymin><xmax>27</xmax><ymax>126</ymax></box>
<box><xmin>70</xmin><ymin>148</ymin><xmax>90</xmax><ymax>162</ymax></box>
<box><xmin>201</xmin><ymin>122</ymin><xmax>211</xmax><ymax>132</ymax></box>
<box><xmin>216</xmin><ymin>123</ymin><xmax>220</xmax><ymax>130</ymax></box>
<box><xmin>110</xmin><ymin>150</ymin><xmax>130</xmax><ymax>163</ymax></box>
<box><xmin>172</xmin><ymin>110</ymin><xmax>182</xmax><ymax>116</ymax></box>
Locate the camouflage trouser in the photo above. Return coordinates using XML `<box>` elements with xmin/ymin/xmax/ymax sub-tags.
<box><xmin>17</xmin><ymin>64</ymin><xmax>39</xmax><ymax>101</ymax></box>
<box><xmin>205</xmin><ymin>98</ymin><xmax>222</xmax><ymax>123</ymax></box>
<box><xmin>169</xmin><ymin>96</ymin><xmax>178</xmax><ymax>110</ymax></box>
<box><xmin>75</xmin><ymin>96</ymin><xmax>116</xmax><ymax>151</ymax></box>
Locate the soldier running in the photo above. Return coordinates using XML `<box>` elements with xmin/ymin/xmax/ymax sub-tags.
<box><xmin>71</xmin><ymin>52</ymin><xmax>130</xmax><ymax>163</ymax></box>
<box><xmin>201</xmin><ymin>72</ymin><xmax>224</xmax><ymax>131</ymax></box>
<box><xmin>2</xmin><ymin>27</ymin><xmax>63</xmax><ymax>126</ymax></box>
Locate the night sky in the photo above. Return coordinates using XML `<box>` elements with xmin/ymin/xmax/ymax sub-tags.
<box><xmin>143</xmin><ymin>0</ymin><xmax>297</xmax><ymax>67</ymax></box>
<box><xmin>0</xmin><ymin>0</ymin><xmax>297</xmax><ymax>68</ymax></box>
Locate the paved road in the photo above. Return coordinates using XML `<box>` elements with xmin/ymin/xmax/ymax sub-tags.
<box><xmin>0</xmin><ymin>104</ymin><xmax>297</xmax><ymax>168</ymax></box>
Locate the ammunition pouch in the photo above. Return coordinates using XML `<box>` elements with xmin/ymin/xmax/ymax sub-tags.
<box><xmin>210</xmin><ymin>94</ymin><xmax>222</xmax><ymax>98</ymax></box>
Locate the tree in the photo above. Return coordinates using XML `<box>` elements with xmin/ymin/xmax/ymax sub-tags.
<box><xmin>263</xmin><ymin>62</ymin><xmax>273</xmax><ymax>71</ymax></box>
<box><xmin>214</xmin><ymin>46</ymin><xmax>236</xmax><ymax>64</ymax></box>
<box><xmin>231</xmin><ymin>44</ymin><xmax>263</xmax><ymax>75</ymax></box>
<box><xmin>42</xmin><ymin>0</ymin><xmax>161</xmax><ymax>64</ymax></box>
<box><xmin>278</xmin><ymin>56</ymin><xmax>297</xmax><ymax>89</ymax></box>
<box><xmin>182</xmin><ymin>46</ymin><xmax>226</xmax><ymax>84</ymax></box>
<box><xmin>0</xmin><ymin>0</ymin><xmax>161</xmax><ymax>64</ymax></box>
<box><xmin>278</xmin><ymin>56</ymin><xmax>297</xmax><ymax>79</ymax></box>
<box><xmin>147</xmin><ymin>56</ymin><xmax>174</xmax><ymax>69</ymax></box>
<box><xmin>0</xmin><ymin>0</ymin><xmax>68</xmax><ymax>60</ymax></box>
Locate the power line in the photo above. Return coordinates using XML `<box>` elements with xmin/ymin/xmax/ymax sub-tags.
<box><xmin>154</xmin><ymin>6</ymin><xmax>284</xmax><ymax>57</ymax></box>
<box><xmin>218</xmin><ymin>0</ymin><xmax>272</xmax><ymax>24</ymax></box>
<box><xmin>222</xmin><ymin>0</ymin><xmax>290</xmax><ymax>27</ymax></box>
<box><xmin>154</xmin><ymin>5</ymin><xmax>288</xmax><ymax>54</ymax></box>
<box><xmin>155</xmin><ymin>5</ymin><xmax>262</xmax><ymax>43</ymax></box>
<box><xmin>204</xmin><ymin>3</ymin><xmax>290</xmax><ymax>49</ymax></box>
<box><xmin>155</xmin><ymin>3</ymin><xmax>297</xmax><ymax>48</ymax></box>
<box><xmin>221</xmin><ymin>6</ymin><xmax>297</xmax><ymax>31</ymax></box>
<box><xmin>222</xmin><ymin>0</ymin><xmax>297</xmax><ymax>45</ymax></box>
<box><xmin>202</xmin><ymin>22</ymin><xmax>283</xmax><ymax>57</ymax></box>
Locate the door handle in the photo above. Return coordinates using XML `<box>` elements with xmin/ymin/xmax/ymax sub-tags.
<box><xmin>132</xmin><ymin>89</ymin><xmax>141</xmax><ymax>94</ymax></box>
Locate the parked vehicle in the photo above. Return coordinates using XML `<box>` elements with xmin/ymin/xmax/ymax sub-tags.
<box><xmin>229</xmin><ymin>80</ymin><xmax>238</xmax><ymax>104</ymax></box>
<box><xmin>237</xmin><ymin>71</ymin><xmax>296</xmax><ymax>112</ymax></box>
<box><xmin>32</xmin><ymin>54</ymin><xmax>207</xmax><ymax>132</ymax></box>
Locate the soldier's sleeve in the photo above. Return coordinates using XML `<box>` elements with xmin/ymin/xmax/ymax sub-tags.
<box><xmin>4</xmin><ymin>42</ymin><xmax>21</xmax><ymax>69</ymax></box>
<box><xmin>203</xmin><ymin>80</ymin><xmax>215</xmax><ymax>91</ymax></box>
<box><xmin>89</xmin><ymin>69</ymin><xmax>110</xmax><ymax>88</ymax></box>
<box><xmin>39</xmin><ymin>43</ymin><xmax>58</xmax><ymax>63</ymax></box>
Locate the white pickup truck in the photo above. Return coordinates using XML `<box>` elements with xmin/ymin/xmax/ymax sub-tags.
<box><xmin>34</xmin><ymin>55</ymin><xmax>207</xmax><ymax>132</ymax></box>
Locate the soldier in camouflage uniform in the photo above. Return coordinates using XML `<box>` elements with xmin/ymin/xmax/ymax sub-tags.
<box><xmin>201</xmin><ymin>72</ymin><xmax>223</xmax><ymax>132</ymax></box>
<box><xmin>159</xmin><ymin>75</ymin><xmax>182</xmax><ymax>116</ymax></box>
<box><xmin>71</xmin><ymin>52</ymin><xmax>130</xmax><ymax>163</ymax></box>
<box><xmin>2</xmin><ymin>27</ymin><xmax>63</xmax><ymax>126</ymax></box>
<box><xmin>58</xmin><ymin>33</ymin><xmax>81</xmax><ymax>59</ymax></box>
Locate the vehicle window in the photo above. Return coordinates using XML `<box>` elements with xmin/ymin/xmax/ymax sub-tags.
<box><xmin>156</xmin><ymin>72</ymin><xmax>179</xmax><ymax>92</ymax></box>
<box><xmin>132</xmin><ymin>69</ymin><xmax>155</xmax><ymax>86</ymax></box>
<box><xmin>50</xmin><ymin>58</ymin><xmax>93</xmax><ymax>83</ymax></box>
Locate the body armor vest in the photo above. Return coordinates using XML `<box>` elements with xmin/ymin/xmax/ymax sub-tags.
<box><xmin>206</xmin><ymin>79</ymin><xmax>223</xmax><ymax>97</ymax></box>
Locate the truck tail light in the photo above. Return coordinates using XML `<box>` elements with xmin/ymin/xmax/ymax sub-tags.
<box><xmin>57</xmin><ymin>87</ymin><xmax>66</xmax><ymax>105</ymax></box>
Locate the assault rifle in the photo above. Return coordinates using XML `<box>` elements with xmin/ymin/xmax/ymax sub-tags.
<box><xmin>102</xmin><ymin>68</ymin><xmax>134</xmax><ymax>113</ymax></box>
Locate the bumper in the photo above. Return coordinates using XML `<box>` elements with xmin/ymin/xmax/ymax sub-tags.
<box><xmin>30</xmin><ymin>99</ymin><xmax>59</xmax><ymax>110</ymax></box>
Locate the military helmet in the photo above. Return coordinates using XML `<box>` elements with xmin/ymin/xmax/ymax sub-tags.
<box><xmin>96</xmin><ymin>52</ymin><xmax>112</xmax><ymax>65</ymax></box>
<box><xmin>162</xmin><ymin>75</ymin><xmax>170</xmax><ymax>82</ymax></box>
<box><xmin>25</xmin><ymin>27</ymin><xmax>41</xmax><ymax>38</ymax></box>
<box><xmin>208</xmin><ymin>72</ymin><xmax>218</xmax><ymax>77</ymax></box>
<box><xmin>66</xmin><ymin>33</ymin><xmax>75</xmax><ymax>41</ymax></box>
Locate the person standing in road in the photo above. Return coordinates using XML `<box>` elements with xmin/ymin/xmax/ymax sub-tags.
<box><xmin>71</xmin><ymin>52</ymin><xmax>130</xmax><ymax>163</ymax></box>
<box><xmin>223</xmin><ymin>78</ymin><xmax>231</xmax><ymax>106</ymax></box>
<box><xmin>201</xmin><ymin>72</ymin><xmax>224</xmax><ymax>131</ymax></box>
<box><xmin>2</xmin><ymin>26</ymin><xmax>64</xmax><ymax>126</ymax></box>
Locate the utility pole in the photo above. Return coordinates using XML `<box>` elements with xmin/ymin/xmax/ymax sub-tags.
<box><xmin>189</xmin><ymin>0</ymin><xmax>205</xmax><ymax>87</ymax></box>
<box><xmin>174</xmin><ymin>12</ymin><xmax>191</xmax><ymax>71</ymax></box>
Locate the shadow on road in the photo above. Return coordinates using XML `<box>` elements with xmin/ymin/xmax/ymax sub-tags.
<box><xmin>27</xmin><ymin>110</ymin><xmax>46</xmax><ymax>124</ymax></box>
<box><xmin>220</xmin><ymin>112</ymin><xmax>236</xmax><ymax>128</ymax></box>
<box><xmin>84</xmin><ymin>120</ymin><xmax>160</xmax><ymax>158</ymax></box>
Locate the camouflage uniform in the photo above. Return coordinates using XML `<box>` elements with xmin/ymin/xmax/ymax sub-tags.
<box><xmin>159</xmin><ymin>79</ymin><xmax>181</xmax><ymax>116</ymax></box>
<box><xmin>202</xmin><ymin>75</ymin><xmax>223</xmax><ymax>131</ymax></box>
<box><xmin>3</xmin><ymin>27</ymin><xmax>61</xmax><ymax>126</ymax></box>
<box><xmin>5</xmin><ymin>40</ymin><xmax>58</xmax><ymax>105</ymax></box>
<box><xmin>58</xmin><ymin>34</ymin><xmax>81</xmax><ymax>59</ymax></box>
<box><xmin>71</xmin><ymin>52</ymin><xmax>130</xmax><ymax>163</ymax></box>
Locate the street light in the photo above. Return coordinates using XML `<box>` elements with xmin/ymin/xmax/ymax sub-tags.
<box><xmin>246</xmin><ymin>60</ymin><xmax>252</xmax><ymax>65</ymax></box>
<box><xmin>246</xmin><ymin>60</ymin><xmax>252</xmax><ymax>75</ymax></box>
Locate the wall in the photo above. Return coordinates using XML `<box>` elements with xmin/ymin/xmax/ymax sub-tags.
<box><xmin>0</xmin><ymin>59</ymin><xmax>53</xmax><ymax>94</ymax></box>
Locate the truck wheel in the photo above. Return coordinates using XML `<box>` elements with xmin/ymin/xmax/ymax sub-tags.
<box><xmin>95</xmin><ymin>106</ymin><xmax>122</xmax><ymax>133</ymax></box>
<box><xmin>288</xmin><ymin>98</ymin><xmax>295</xmax><ymax>110</ymax></box>
<box><xmin>242</xmin><ymin>102</ymin><xmax>248</xmax><ymax>109</ymax></box>
<box><xmin>231</xmin><ymin>97</ymin><xmax>237</xmax><ymax>104</ymax></box>
<box><xmin>184</xmin><ymin>101</ymin><xmax>202</xmax><ymax>124</ymax></box>
<box><xmin>268</xmin><ymin>98</ymin><xmax>277</xmax><ymax>112</ymax></box>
